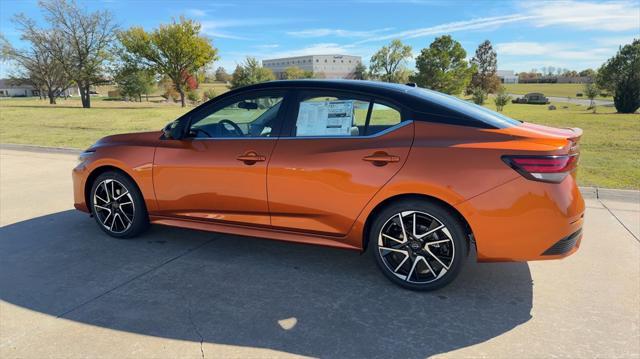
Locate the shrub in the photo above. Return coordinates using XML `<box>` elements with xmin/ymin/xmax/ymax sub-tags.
<box><xmin>576</xmin><ymin>93</ymin><xmax>583</xmax><ymax>97</ymax></box>
<box><xmin>202</xmin><ymin>88</ymin><xmax>216</xmax><ymax>101</ymax></box>
<box><xmin>471</xmin><ymin>87</ymin><xmax>486</xmax><ymax>105</ymax></box>
<box><xmin>187</xmin><ymin>90</ymin><xmax>199</xmax><ymax>103</ymax></box>
<box><xmin>494</xmin><ymin>87</ymin><xmax>511</xmax><ymax>112</ymax></box>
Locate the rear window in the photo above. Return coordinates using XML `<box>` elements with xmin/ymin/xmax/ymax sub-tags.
<box><xmin>410</xmin><ymin>88</ymin><xmax>521</xmax><ymax>128</ymax></box>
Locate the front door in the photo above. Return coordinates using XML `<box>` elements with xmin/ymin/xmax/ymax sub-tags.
<box><xmin>267</xmin><ymin>91</ymin><xmax>414</xmax><ymax>236</ymax></box>
<box><xmin>153</xmin><ymin>91</ymin><xmax>287</xmax><ymax>226</ymax></box>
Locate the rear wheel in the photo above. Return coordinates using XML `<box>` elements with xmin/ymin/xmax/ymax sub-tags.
<box><xmin>90</xmin><ymin>171</ymin><xmax>149</xmax><ymax>238</ymax></box>
<box><xmin>369</xmin><ymin>200</ymin><xmax>467</xmax><ymax>291</ymax></box>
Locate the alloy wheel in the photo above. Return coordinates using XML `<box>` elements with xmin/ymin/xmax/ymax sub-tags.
<box><xmin>377</xmin><ymin>211</ymin><xmax>455</xmax><ymax>284</ymax></box>
<box><xmin>93</xmin><ymin>179</ymin><xmax>135</xmax><ymax>234</ymax></box>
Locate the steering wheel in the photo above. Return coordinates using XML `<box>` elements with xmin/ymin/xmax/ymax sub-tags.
<box><xmin>218</xmin><ymin>119</ymin><xmax>244</xmax><ymax>137</ymax></box>
<box><xmin>190</xmin><ymin>127</ymin><xmax>213</xmax><ymax>138</ymax></box>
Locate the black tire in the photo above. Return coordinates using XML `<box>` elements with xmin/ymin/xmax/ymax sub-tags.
<box><xmin>89</xmin><ymin>171</ymin><xmax>149</xmax><ymax>239</ymax></box>
<box><xmin>369</xmin><ymin>199</ymin><xmax>467</xmax><ymax>291</ymax></box>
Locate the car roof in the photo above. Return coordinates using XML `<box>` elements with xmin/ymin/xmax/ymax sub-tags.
<box><xmin>222</xmin><ymin>80</ymin><xmax>521</xmax><ymax>129</ymax></box>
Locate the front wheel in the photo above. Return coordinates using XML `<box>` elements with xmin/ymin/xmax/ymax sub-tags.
<box><xmin>369</xmin><ymin>200</ymin><xmax>467</xmax><ymax>291</ymax></box>
<box><xmin>90</xmin><ymin>171</ymin><xmax>149</xmax><ymax>239</ymax></box>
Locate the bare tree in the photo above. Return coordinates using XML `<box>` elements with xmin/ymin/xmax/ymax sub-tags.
<box><xmin>38</xmin><ymin>0</ymin><xmax>117</xmax><ymax>108</ymax></box>
<box><xmin>1</xmin><ymin>16</ymin><xmax>73</xmax><ymax>104</ymax></box>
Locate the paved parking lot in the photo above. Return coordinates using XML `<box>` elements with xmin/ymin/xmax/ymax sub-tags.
<box><xmin>1</xmin><ymin>148</ymin><xmax>638</xmax><ymax>359</ymax></box>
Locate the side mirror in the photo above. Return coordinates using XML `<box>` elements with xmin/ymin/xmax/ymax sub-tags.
<box><xmin>238</xmin><ymin>101</ymin><xmax>258</xmax><ymax>110</ymax></box>
<box><xmin>163</xmin><ymin>119</ymin><xmax>188</xmax><ymax>140</ymax></box>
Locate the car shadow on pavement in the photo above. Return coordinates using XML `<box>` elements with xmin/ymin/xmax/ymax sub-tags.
<box><xmin>0</xmin><ymin>210</ymin><xmax>533</xmax><ymax>358</ymax></box>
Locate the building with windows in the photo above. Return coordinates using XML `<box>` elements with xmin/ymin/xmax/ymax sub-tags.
<box><xmin>497</xmin><ymin>70</ymin><xmax>518</xmax><ymax>84</ymax></box>
<box><xmin>262</xmin><ymin>55</ymin><xmax>362</xmax><ymax>79</ymax></box>
<box><xmin>0</xmin><ymin>78</ymin><xmax>79</xmax><ymax>97</ymax></box>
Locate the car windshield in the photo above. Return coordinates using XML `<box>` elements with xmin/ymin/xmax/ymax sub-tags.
<box><xmin>412</xmin><ymin>88</ymin><xmax>522</xmax><ymax>128</ymax></box>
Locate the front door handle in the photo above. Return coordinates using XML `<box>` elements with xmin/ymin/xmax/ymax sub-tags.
<box><xmin>363</xmin><ymin>151</ymin><xmax>400</xmax><ymax>166</ymax></box>
<box><xmin>237</xmin><ymin>151</ymin><xmax>266</xmax><ymax>165</ymax></box>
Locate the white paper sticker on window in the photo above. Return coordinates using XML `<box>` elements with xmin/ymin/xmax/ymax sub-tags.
<box><xmin>297</xmin><ymin>100</ymin><xmax>354</xmax><ymax>136</ymax></box>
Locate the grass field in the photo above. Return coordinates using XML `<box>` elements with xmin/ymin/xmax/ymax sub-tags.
<box><xmin>0</xmin><ymin>96</ymin><xmax>638</xmax><ymax>189</ymax></box>
<box><xmin>504</xmin><ymin>83</ymin><xmax>613</xmax><ymax>100</ymax></box>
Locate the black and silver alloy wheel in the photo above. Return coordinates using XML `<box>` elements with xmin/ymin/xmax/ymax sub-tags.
<box><xmin>370</xmin><ymin>201</ymin><xmax>466</xmax><ymax>291</ymax></box>
<box><xmin>90</xmin><ymin>171</ymin><xmax>149</xmax><ymax>239</ymax></box>
<box><xmin>93</xmin><ymin>179</ymin><xmax>135</xmax><ymax>233</ymax></box>
<box><xmin>379</xmin><ymin>211</ymin><xmax>454</xmax><ymax>284</ymax></box>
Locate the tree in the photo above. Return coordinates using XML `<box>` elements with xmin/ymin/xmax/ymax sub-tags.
<box><xmin>282</xmin><ymin>66</ymin><xmax>305</xmax><ymax>79</ymax></box>
<box><xmin>369</xmin><ymin>39</ymin><xmax>412</xmax><ymax>82</ymax></box>
<box><xmin>38</xmin><ymin>0</ymin><xmax>116</xmax><ymax>108</ymax></box>
<box><xmin>494</xmin><ymin>87</ymin><xmax>511</xmax><ymax>112</ymax></box>
<box><xmin>596</xmin><ymin>39</ymin><xmax>640</xmax><ymax>113</ymax></box>
<box><xmin>579</xmin><ymin>68</ymin><xmax>596</xmax><ymax>78</ymax></box>
<box><xmin>215</xmin><ymin>66</ymin><xmax>231</xmax><ymax>82</ymax></box>
<box><xmin>583</xmin><ymin>83</ymin><xmax>599</xmax><ymax>112</ymax></box>
<box><xmin>118</xmin><ymin>17</ymin><xmax>218</xmax><ymax>107</ymax></box>
<box><xmin>469</xmin><ymin>40</ymin><xmax>500</xmax><ymax>93</ymax></box>
<box><xmin>412</xmin><ymin>35</ymin><xmax>476</xmax><ymax>95</ymax></box>
<box><xmin>114</xmin><ymin>65</ymin><xmax>154</xmax><ymax>102</ymax></box>
<box><xmin>353</xmin><ymin>62</ymin><xmax>368</xmax><ymax>80</ymax></box>
<box><xmin>0</xmin><ymin>18</ymin><xmax>72</xmax><ymax>104</ymax></box>
<box><xmin>230</xmin><ymin>57</ymin><xmax>275</xmax><ymax>89</ymax></box>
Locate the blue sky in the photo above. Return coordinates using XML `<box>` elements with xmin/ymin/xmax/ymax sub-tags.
<box><xmin>1</xmin><ymin>0</ymin><xmax>638</xmax><ymax>77</ymax></box>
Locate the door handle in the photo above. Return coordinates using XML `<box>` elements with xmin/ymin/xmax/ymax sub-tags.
<box><xmin>237</xmin><ymin>151</ymin><xmax>266</xmax><ymax>165</ymax></box>
<box><xmin>363</xmin><ymin>152</ymin><xmax>400</xmax><ymax>166</ymax></box>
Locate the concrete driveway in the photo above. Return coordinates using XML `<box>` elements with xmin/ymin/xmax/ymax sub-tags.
<box><xmin>1</xmin><ymin>148</ymin><xmax>638</xmax><ymax>359</ymax></box>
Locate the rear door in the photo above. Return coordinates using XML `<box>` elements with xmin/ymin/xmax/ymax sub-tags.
<box><xmin>267</xmin><ymin>90</ymin><xmax>414</xmax><ymax>236</ymax></box>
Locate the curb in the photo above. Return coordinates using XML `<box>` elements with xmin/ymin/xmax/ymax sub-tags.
<box><xmin>0</xmin><ymin>143</ymin><xmax>82</xmax><ymax>155</ymax></box>
<box><xmin>580</xmin><ymin>186</ymin><xmax>640</xmax><ymax>202</ymax></box>
<box><xmin>2</xmin><ymin>143</ymin><xmax>638</xmax><ymax>202</ymax></box>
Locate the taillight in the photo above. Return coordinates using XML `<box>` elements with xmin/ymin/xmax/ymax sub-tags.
<box><xmin>502</xmin><ymin>154</ymin><xmax>578</xmax><ymax>183</ymax></box>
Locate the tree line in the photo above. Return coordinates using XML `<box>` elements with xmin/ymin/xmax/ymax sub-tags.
<box><xmin>1</xmin><ymin>0</ymin><xmax>638</xmax><ymax>113</ymax></box>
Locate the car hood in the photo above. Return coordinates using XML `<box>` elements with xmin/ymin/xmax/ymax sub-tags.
<box><xmin>92</xmin><ymin>131</ymin><xmax>163</xmax><ymax>149</ymax></box>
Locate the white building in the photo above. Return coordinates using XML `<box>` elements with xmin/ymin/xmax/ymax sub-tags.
<box><xmin>497</xmin><ymin>70</ymin><xmax>518</xmax><ymax>84</ymax></box>
<box><xmin>262</xmin><ymin>55</ymin><xmax>362</xmax><ymax>79</ymax></box>
<box><xmin>0</xmin><ymin>79</ymin><xmax>79</xmax><ymax>97</ymax></box>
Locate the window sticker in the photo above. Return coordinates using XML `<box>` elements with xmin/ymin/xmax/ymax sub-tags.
<box><xmin>297</xmin><ymin>100</ymin><xmax>354</xmax><ymax>136</ymax></box>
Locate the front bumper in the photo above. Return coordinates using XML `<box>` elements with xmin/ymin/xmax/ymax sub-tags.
<box><xmin>456</xmin><ymin>175</ymin><xmax>585</xmax><ymax>262</ymax></box>
<box><xmin>72</xmin><ymin>163</ymin><xmax>90</xmax><ymax>213</ymax></box>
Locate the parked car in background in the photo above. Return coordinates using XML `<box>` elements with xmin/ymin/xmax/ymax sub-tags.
<box><xmin>72</xmin><ymin>80</ymin><xmax>584</xmax><ymax>291</ymax></box>
<box><xmin>512</xmin><ymin>92</ymin><xmax>551</xmax><ymax>104</ymax></box>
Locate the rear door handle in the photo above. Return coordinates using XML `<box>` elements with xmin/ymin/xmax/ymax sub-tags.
<box><xmin>363</xmin><ymin>152</ymin><xmax>400</xmax><ymax>166</ymax></box>
<box><xmin>237</xmin><ymin>151</ymin><xmax>266</xmax><ymax>165</ymax></box>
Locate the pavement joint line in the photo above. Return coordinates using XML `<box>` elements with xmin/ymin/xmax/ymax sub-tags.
<box><xmin>56</xmin><ymin>237</ymin><xmax>218</xmax><ymax>319</ymax></box>
<box><xmin>598</xmin><ymin>199</ymin><xmax>640</xmax><ymax>244</ymax></box>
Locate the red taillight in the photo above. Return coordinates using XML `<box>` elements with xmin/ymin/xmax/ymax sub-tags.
<box><xmin>502</xmin><ymin>155</ymin><xmax>578</xmax><ymax>183</ymax></box>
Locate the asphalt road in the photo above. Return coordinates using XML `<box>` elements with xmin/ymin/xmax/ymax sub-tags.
<box><xmin>1</xmin><ymin>148</ymin><xmax>638</xmax><ymax>359</ymax></box>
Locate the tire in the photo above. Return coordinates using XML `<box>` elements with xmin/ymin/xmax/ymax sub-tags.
<box><xmin>369</xmin><ymin>199</ymin><xmax>467</xmax><ymax>291</ymax></box>
<box><xmin>89</xmin><ymin>171</ymin><xmax>149</xmax><ymax>239</ymax></box>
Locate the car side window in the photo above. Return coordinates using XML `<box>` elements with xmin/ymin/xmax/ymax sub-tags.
<box><xmin>189</xmin><ymin>95</ymin><xmax>284</xmax><ymax>138</ymax></box>
<box><xmin>293</xmin><ymin>95</ymin><xmax>370</xmax><ymax>137</ymax></box>
<box><xmin>292</xmin><ymin>93</ymin><xmax>403</xmax><ymax>137</ymax></box>
<box><xmin>367</xmin><ymin>102</ymin><xmax>402</xmax><ymax>135</ymax></box>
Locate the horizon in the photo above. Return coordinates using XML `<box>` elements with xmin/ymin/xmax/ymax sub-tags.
<box><xmin>0</xmin><ymin>0</ymin><xmax>638</xmax><ymax>77</ymax></box>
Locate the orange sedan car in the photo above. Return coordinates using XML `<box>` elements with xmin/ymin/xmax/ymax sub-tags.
<box><xmin>73</xmin><ymin>80</ymin><xmax>584</xmax><ymax>290</ymax></box>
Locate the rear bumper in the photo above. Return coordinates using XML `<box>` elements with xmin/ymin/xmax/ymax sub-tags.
<box><xmin>456</xmin><ymin>176</ymin><xmax>585</xmax><ymax>262</ymax></box>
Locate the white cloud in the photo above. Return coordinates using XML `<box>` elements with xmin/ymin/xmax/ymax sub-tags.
<box><xmin>255</xmin><ymin>44</ymin><xmax>280</xmax><ymax>49</ymax></box>
<box><xmin>523</xmin><ymin>0</ymin><xmax>640</xmax><ymax>31</ymax></box>
<box><xmin>200</xmin><ymin>18</ymin><xmax>293</xmax><ymax>40</ymax></box>
<box><xmin>357</xmin><ymin>14</ymin><xmax>533</xmax><ymax>43</ymax></box>
<box><xmin>495</xmin><ymin>41</ymin><xmax>620</xmax><ymax>71</ymax></box>
<box><xmin>185</xmin><ymin>8</ymin><xmax>207</xmax><ymax>17</ymax></box>
<box><xmin>287</xmin><ymin>27</ymin><xmax>393</xmax><ymax>38</ymax></box>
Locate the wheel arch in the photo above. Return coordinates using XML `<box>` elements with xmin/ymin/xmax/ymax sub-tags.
<box><xmin>361</xmin><ymin>193</ymin><xmax>474</xmax><ymax>254</ymax></box>
<box><xmin>84</xmin><ymin>165</ymin><xmax>140</xmax><ymax>211</ymax></box>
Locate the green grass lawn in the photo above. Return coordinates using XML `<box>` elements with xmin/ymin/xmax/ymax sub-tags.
<box><xmin>0</xmin><ymin>97</ymin><xmax>638</xmax><ymax>189</ymax></box>
<box><xmin>504</xmin><ymin>83</ymin><xmax>613</xmax><ymax>100</ymax></box>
